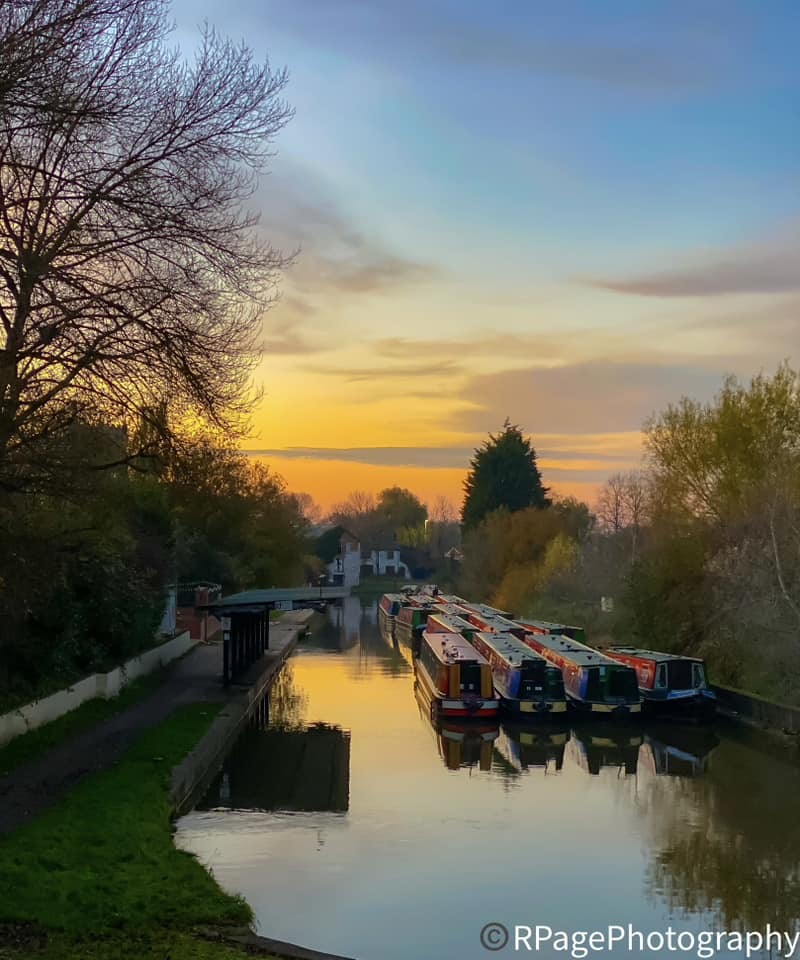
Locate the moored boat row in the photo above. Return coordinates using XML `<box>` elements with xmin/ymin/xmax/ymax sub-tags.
<box><xmin>380</xmin><ymin>585</ymin><xmax>717</xmax><ymax>721</ymax></box>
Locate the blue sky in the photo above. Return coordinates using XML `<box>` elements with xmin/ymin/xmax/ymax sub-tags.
<box><xmin>170</xmin><ymin>0</ymin><xmax>800</xmax><ymax>507</ymax></box>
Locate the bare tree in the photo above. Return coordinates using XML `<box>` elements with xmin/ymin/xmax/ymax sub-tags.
<box><xmin>428</xmin><ymin>495</ymin><xmax>457</xmax><ymax>524</ymax></box>
<box><xmin>596</xmin><ymin>473</ymin><xmax>627</xmax><ymax>532</ymax></box>
<box><xmin>292</xmin><ymin>491</ymin><xmax>323</xmax><ymax>525</ymax></box>
<box><xmin>331</xmin><ymin>490</ymin><xmax>376</xmax><ymax>519</ymax></box>
<box><xmin>0</xmin><ymin>0</ymin><xmax>292</xmax><ymax>491</ymax></box>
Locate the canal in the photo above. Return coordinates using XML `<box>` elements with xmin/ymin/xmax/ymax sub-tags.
<box><xmin>176</xmin><ymin>597</ymin><xmax>800</xmax><ymax>960</ymax></box>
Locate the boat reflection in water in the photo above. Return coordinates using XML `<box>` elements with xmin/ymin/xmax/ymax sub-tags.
<box><xmin>640</xmin><ymin>724</ymin><xmax>720</xmax><ymax>778</ymax></box>
<box><xmin>568</xmin><ymin>723</ymin><xmax>643</xmax><ymax>775</ymax></box>
<box><xmin>494</xmin><ymin>723</ymin><xmax>570</xmax><ymax>774</ymax></box>
<box><xmin>414</xmin><ymin>680</ymin><xmax>499</xmax><ymax>771</ymax></box>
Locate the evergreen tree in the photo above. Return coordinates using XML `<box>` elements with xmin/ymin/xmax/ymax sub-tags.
<box><xmin>461</xmin><ymin>419</ymin><xmax>550</xmax><ymax>529</ymax></box>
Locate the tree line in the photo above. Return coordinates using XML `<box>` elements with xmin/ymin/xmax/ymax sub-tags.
<box><xmin>454</xmin><ymin>366</ymin><xmax>800</xmax><ymax>706</ymax></box>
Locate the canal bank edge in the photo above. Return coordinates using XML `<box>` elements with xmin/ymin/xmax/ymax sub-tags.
<box><xmin>170</xmin><ymin>610</ymin><xmax>315</xmax><ymax>815</ymax></box>
<box><xmin>169</xmin><ymin>609</ymin><xmax>362</xmax><ymax>960</ymax></box>
<box><xmin>196</xmin><ymin>927</ymin><xmax>358</xmax><ymax>960</ymax></box>
<box><xmin>712</xmin><ymin>683</ymin><xmax>800</xmax><ymax>737</ymax></box>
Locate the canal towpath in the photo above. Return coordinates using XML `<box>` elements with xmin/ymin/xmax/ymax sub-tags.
<box><xmin>0</xmin><ymin>610</ymin><xmax>313</xmax><ymax>835</ymax></box>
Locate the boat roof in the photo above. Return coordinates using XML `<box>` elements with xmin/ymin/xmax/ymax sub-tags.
<box><xmin>464</xmin><ymin>602</ymin><xmax>514</xmax><ymax>619</ymax></box>
<box><xmin>473</xmin><ymin>631</ymin><xmax>548</xmax><ymax>666</ymax></box>
<box><xmin>518</xmin><ymin>618</ymin><xmax>582</xmax><ymax>632</ymax></box>
<box><xmin>426</xmin><ymin>612</ymin><xmax>475</xmax><ymax>633</ymax></box>
<box><xmin>422</xmin><ymin>630</ymin><xmax>488</xmax><ymax>665</ymax></box>
<box><xmin>467</xmin><ymin>612</ymin><xmax>521</xmax><ymax>632</ymax></box>
<box><xmin>606</xmin><ymin>646</ymin><xmax>704</xmax><ymax>664</ymax></box>
<box><xmin>382</xmin><ymin>593</ymin><xmax>408</xmax><ymax>603</ymax></box>
<box><xmin>524</xmin><ymin>632</ymin><xmax>630</xmax><ymax>669</ymax></box>
<box><xmin>432</xmin><ymin>602</ymin><xmax>473</xmax><ymax>618</ymax></box>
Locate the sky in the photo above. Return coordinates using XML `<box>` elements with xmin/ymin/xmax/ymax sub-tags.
<box><xmin>171</xmin><ymin>0</ymin><xmax>800</xmax><ymax>512</ymax></box>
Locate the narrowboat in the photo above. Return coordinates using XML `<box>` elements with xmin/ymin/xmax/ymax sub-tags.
<box><xmin>494</xmin><ymin>724</ymin><xmax>569</xmax><ymax>774</ymax></box>
<box><xmin>378</xmin><ymin>593</ymin><xmax>406</xmax><ymax>621</ymax></box>
<box><xmin>415</xmin><ymin>686</ymin><xmax>498</xmax><ymax>771</ymax></box>
<box><xmin>424</xmin><ymin>611</ymin><xmax>478</xmax><ymax>640</ymax></box>
<box><xmin>461</xmin><ymin>610</ymin><xmax>527</xmax><ymax>639</ymax></box>
<box><xmin>603</xmin><ymin>646</ymin><xmax>717</xmax><ymax>718</ymax></box>
<box><xmin>569</xmin><ymin>725</ymin><xmax>643</xmax><ymax>775</ymax></box>
<box><xmin>469</xmin><ymin>631</ymin><xmax>567</xmax><ymax>716</ymax></box>
<box><xmin>517</xmin><ymin>618</ymin><xmax>587</xmax><ymax>643</ymax></box>
<box><xmin>396</xmin><ymin>600</ymin><xmax>435</xmax><ymax>634</ymax></box>
<box><xmin>520</xmin><ymin>632</ymin><xmax>641</xmax><ymax>716</ymax></box>
<box><xmin>462</xmin><ymin>601</ymin><xmax>516</xmax><ymax>620</ymax></box>
<box><xmin>415</xmin><ymin>629</ymin><xmax>499</xmax><ymax>718</ymax></box>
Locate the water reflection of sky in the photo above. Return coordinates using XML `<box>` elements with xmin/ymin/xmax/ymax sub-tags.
<box><xmin>177</xmin><ymin>600</ymin><xmax>800</xmax><ymax>960</ymax></box>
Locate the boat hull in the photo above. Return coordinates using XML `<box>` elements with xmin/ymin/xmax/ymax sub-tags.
<box><xmin>415</xmin><ymin>660</ymin><xmax>500</xmax><ymax>719</ymax></box>
<box><xmin>566</xmin><ymin>695</ymin><xmax>642</xmax><ymax>718</ymax></box>
<box><xmin>641</xmin><ymin>688</ymin><xmax>717</xmax><ymax>719</ymax></box>
<box><xmin>500</xmin><ymin>695</ymin><xmax>568</xmax><ymax>717</ymax></box>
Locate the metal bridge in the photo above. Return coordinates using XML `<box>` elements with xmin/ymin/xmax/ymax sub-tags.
<box><xmin>202</xmin><ymin>587</ymin><xmax>350</xmax><ymax>685</ymax></box>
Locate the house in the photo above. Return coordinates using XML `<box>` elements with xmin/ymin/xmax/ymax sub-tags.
<box><xmin>325</xmin><ymin>529</ymin><xmax>361</xmax><ymax>588</ymax></box>
<box><xmin>362</xmin><ymin>548</ymin><xmax>411</xmax><ymax>579</ymax></box>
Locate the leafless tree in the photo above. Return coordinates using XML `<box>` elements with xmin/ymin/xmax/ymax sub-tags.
<box><xmin>595</xmin><ymin>470</ymin><xmax>650</xmax><ymax>562</ymax></box>
<box><xmin>428</xmin><ymin>495</ymin><xmax>457</xmax><ymax>524</ymax></box>
<box><xmin>292</xmin><ymin>491</ymin><xmax>323</xmax><ymax>525</ymax></box>
<box><xmin>0</xmin><ymin>0</ymin><xmax>293</xmax><ymax>491</ymax></box>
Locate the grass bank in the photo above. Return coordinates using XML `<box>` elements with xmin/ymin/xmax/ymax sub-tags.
<box><xmin>0</xmin><ymin>703</ymin><xmax>278</xmax><ymax>960</ymax></box>
<box><xmin>0</xmin><ymin>668</ymin><xmax>170</xmax><ymax>776</ymax></box>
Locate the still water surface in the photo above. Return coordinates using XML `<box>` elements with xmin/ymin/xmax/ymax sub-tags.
<box><xmin>177</xmin><ymin>597</ymin><xmax>800</xmax><ymax>960</ymax></box>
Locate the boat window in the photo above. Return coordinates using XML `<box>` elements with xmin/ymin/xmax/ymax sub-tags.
<box><xmin>656</xmin><ymin>664</ymin><xmax>667</xmax><ymax>688</ymax></box>
<box><xmin>608</xmin><ymin>667</ymin><xmax>639</xmax><ymax>702</ymax></box>
<box><xmin>692</xmin><ymin>663</ymin><xmax>706</xmax><ymax>688</ymax></box>
<box><xmin>667</xmin><ymin>659</ymin><xmax>692</xmax><ymax>690</ymax></box>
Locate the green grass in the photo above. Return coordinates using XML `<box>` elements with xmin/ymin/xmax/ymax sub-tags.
<box><xmin>352</xmin><ymin>574</ymin><xmax>407</xmax><ymax>595</ymax></box>
<box><xmin>0</xmin><ymin>669</ymin><xmax>171</xmax><ymax>777</ymax></box>
<box><xmin>1</xmin><ymin>929</ymin><xmax>279</xmax><ymax>960</ymax></box>
<box><xmin>0</xmin><ymin>703</ymin><xmax>250</xmax><ymax>934</ymax></box>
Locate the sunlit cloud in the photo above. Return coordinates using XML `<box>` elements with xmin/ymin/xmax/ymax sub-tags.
<box><xmin>446</xmin><ymin>361</ymin><xmax>725</xmax><ymax>435</ymax></box>
<box><xmin>301</xmin><ymin>360</ymin><xmax>464</xmax><ymax>383</ymax></box>
<box><xmin>580</xmin><ymin>222</ymin><xmax>800</xmax><ymax>298</ymax></box>
<box><xmin>247</xmin><ymin>444</ymin><xmax>639</xmax><ymax>470</ymax></box>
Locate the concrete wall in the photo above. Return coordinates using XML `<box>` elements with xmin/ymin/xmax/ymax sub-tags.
<box><xmin>712</xmin><ymin>683</ymin><xmax>800</xmax><ymax>734</ymax></box>
<box><xmin>0</xmin><ymin>630</ymin><xmax>195</xmax><ymax>747</ymax></box>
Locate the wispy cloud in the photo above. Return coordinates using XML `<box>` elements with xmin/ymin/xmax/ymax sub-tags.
<box><xmin>301</xmin><ymin>360</ymin><xmax>463</xmax><ymax>383</ymax></box>
<box><xmin>371</xmin><ymin>332</ymin><xmax>566</xmax><ymax>362</ymax></box>
<box><xmin>446</xmin><ymin>360</ymin><xmax>726</xmax><ymax>435</ymax></box>
<box><xmin>254</xmin><ymin>159</ymin><xmax>439</xmax><ymax>302</ymax></box>
<box><xmin>246</xmin><ymin>445</ymin><xmax>634</xmax><ymax>482</ymax></box>
<box><xmin>259</xmin><ymin>0</ymin><xmax>731</xmax><ymax>94</ymax></box>
<box><xmin>580</xmin><ymin>223</ymin><xmax>800</xmax><ymax>298</ymax></box>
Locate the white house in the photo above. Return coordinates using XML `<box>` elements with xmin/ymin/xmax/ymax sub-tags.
<box><xmin>363</xmin><ymin>548</ymin><xmax>411</xmax><ymax>579</ymax></box>
<box><xmin>326</xmin><ymin>529</ymin><xmax>361</xmax><ymax>588</ymax></box>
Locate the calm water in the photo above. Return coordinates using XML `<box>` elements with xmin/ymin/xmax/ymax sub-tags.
<box><xmin>176</xmin><ymin>597</ymin><xmax>800</xmax><ymax>960</ymax></box>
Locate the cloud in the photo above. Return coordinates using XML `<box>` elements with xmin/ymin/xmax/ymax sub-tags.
<box><xmin>301</xmin><ymin>360</ymin><xmax>462</xmax><ymax>383</ymax></box>
<box><xmin>581</xmin><ymin>224</ymin><xmax>800</xmax><ymax>298</ymax></box>
<box><xmin>259</xmin><ymin>0</ymin><xmax>725</xmax><ymax>94</ymax></box>
<box><xmin>245</xmin><ymin>443</ymin><xmax>637</xmax><ymax>473</ymax></box>
<box><xmin>371</xmin><ymin>332</ymin><xmax>566</xmax><ymax>361</ymax></box>
<box><xmin>254</xmin><ymin>158</ymin><xmax>439</xmax><ymax>302</ymax></box>
<box><xmin>251</xmin><ymin>157</ymin><xmax>441</xmax><ymax>355</ymax></box>
<box><xmin>446</xmin><ymin>360</ymin><xmax>726</xmax><ymax>435</ymax></box>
